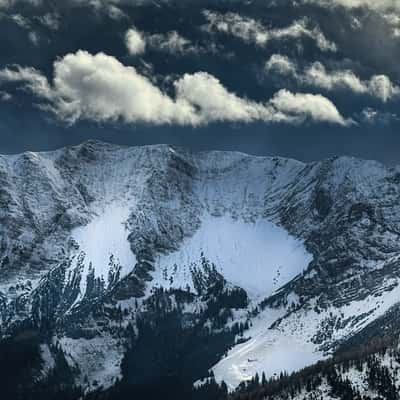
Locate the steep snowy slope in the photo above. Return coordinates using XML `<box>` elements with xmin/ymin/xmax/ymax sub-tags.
<box><xmin>1</xmin><ymin>141</ymin><xmax>400</xmax><ymax>396</ymax></box>
<box><xmin>211</xmin><ymin>277</ymin><xmax>400</xmax><ymax>389</ymax></box>
<box><xmin>227</xmin><ymin>340</ymin><xmax>400</xmax><ymax>400</ymax></box>
<box><xmin>70</xmin><ymin>204</ymin><xmax>137</xmax><ymax>298</ymax></box>
<box><xmin>152</xmin><ymin>214</ymin><xmax>312</xmax><ymax>300</ymax></box>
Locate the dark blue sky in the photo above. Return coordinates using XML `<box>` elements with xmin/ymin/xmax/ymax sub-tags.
<box><xmin>0</xmin><ymin>0</ymin><xmax>399</xmax><ymax>163</ymax></box>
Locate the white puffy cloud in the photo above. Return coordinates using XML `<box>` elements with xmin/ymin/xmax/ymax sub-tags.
<box><xmin>175</xmin><ymin>72</ymin><xmax>277</xmax><ymax>124</ymax></box>
<box><xmin>176</xmin><ymin>72</ymin><xmax>348</xmax><ymax>125</ymax></box>
<box><xmin>368</xmin><ymin>74</ymin><xmax>400</xmax><ymax>102</ymax></box>
<box><xmin>303</xmin><ymin>0</ymin><xmax>400</xmax><ymax>12</ymax></box>
<box><xmin>383</xmin><ymin>13</ymin><xmax>400</xmax><ymax>37</ymax></box>
<box><xmin>270</xmin><ymin>89</ymin><xmax>349</xmax><ymax>125</ymax></box>
<box><xmin>124</xmin><ymin>28</ymin><xmax>206</xmax><ymax>56</ymax></box>
<box><xmin>0</xmin><ymin>52</ymin><xmax>194</xmax><ymax>124</ymax></box>
<box><xmin>303</xmin><ymin>0</ymin><xmax>400</xmax><ymax>37</ymax></box>
<box><xmin>125</xmin><ymin>27</ymin><xmax>146</xmax><ymax>55</ymax></box>
<box><xmin>306</xmin><ymin>65</ymin><xmax>400</xmax><ymax>102</ymax></box>
<box><xmin>203</xmin><ymin>11</ymin><xmax>337</xmax><ymax>52</ymax></box>
<box><xmin>273</xmin><ymin>20</ymin><xmax>337</xmax><ymax>52</ymax></box>
<box><xmin>303</xmin><ymin>62</ymin><xmax>367</xmax><ymax>94</ymax></box>
<box><xmin>204</xmin><ymin>10</ymin><xmax>269</xmax><ymax>46</ymax></box>
<box><xmin>265</xmin><ymin>54</ymin><xmax>298</xmax><ymax>76</ymax></box>
<box><xmin>147</xmin><ymin>31</ymin><xmax>198</xmax><ymax>55</ymax></box>
<box><xmin>0</xmin><ymin>50</ymin><xmax>348</xmax><ymax>126</ymax></box>
<box><xmin>265</xmin><ymin>55</ymin><xmax>400</xmax><ymax>102</ymax></box>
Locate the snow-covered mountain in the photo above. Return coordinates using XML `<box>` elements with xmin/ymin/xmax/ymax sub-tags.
<box><xmin>2</xmin><ymin>140</ymin><xmax>400</xmax><ymax>398</ymax></box>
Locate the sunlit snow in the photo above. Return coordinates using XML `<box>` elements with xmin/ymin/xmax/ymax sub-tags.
<box><xmin>153</xmin><ymin>214</ymin><xmax>312</xmax><ymax>300</ymax></box>
<box><xmin>212</xmin><ymin>309</ymin><xmax>324</xmax><ymax>390</ymax></box>
<box><xmin>71</xmin><ymin>204</ymin><xmax>137</xmax><ymax>295</ymax></box>
<box><xmin>211</xmin><ymin>276</ymin><xmax>400</xmax><ymax>389</ymax></box>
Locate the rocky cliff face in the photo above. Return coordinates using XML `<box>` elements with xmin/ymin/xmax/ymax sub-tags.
<box><xmin>1</xmin><ymin>140</ymin><xmax>400</xmax><ymax>396</ymax></box>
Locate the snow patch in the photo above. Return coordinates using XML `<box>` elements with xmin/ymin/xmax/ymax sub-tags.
<box><xmin>211</xmin><ymin>306</ymin><xmax>324</xmax><ymax>390</ymax></box>
<box><xmin>152</xmin><ymin>214</ymin><xmax>312</xmax><ymax>299</ymax></box>
<box><xmin>212</xmin><ymin>277</ymin><xmax>400</xmax><ymax>390</ymax></box>
<box><xmin>70</xmin><ymin>204</ymin><xmax>137</xmax><ymax>295</ymax></box>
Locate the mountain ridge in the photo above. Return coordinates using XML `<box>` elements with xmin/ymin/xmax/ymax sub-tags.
<box><xmin>1</xmin><ymin>140</ymin><xmax>400</xmax><ymax>398</ymax></box>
